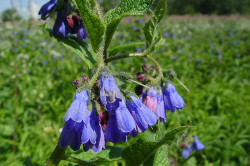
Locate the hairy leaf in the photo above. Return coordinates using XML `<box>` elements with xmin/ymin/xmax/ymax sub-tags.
<box><xmin>121</xmin><ymin>126</ymin><xmax>189</xmax><ymax>166</ymax></box>
<box><xmin>109</xmin><ymin>42</ymin><xmax>145</xmax><ymax>57</ymax></box>
<box><xmin>104</xmin><ymin>0</ymin><xmax>153</xmax><ymax>56</ymax></box>
<box><xmin>143</xmin><ymin>145</ymin><xmax>168</xmax><ymax>166</ymax></box>
<box><xmin>143</xmin><ymin>0</ymin><xmax>167</xmax><ymax>51</ymax></box>
<box><xmin>40</xmin><ymin>23</ymin><xmax>97</xmax><ymax>68</ymax></box>
<box><xmin>75</xmin><ymin>0</ymin><xmax>105</xmax><ymax>52</ymax></box>
<box><xmin>71</xmin><ymin>146</ymin><xmax>123</xmax><ymax>165</ymax></box>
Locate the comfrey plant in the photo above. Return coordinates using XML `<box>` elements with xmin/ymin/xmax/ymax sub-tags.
<box><xmin>40</xmin><ymin>0</ymin><xmax>190</xmax><ymax>165</ymax></box>
<box><xmin>181</xmin><ymin>135</ymin><xmax>205</xmax><ymax>159</ymax></box>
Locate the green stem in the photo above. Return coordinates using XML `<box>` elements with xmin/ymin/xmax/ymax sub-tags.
<box><xmin>88</xmin><ymin>46</ymin><xmax>105</xmax><ymax>88</ymax></box>
<box><xmin>105</xmin><ymin>51</ymin><xmax>163</xmax><ymax>84</ymax></box>
<box><xmin>45</xmin><ymin>145</ymin><xmax>66</xmax><ymax>166</ymax></box>
<box><xmin>105</xmin><ymin>52</ymin><xmax>145</xmax><ymax>63</ymax></box>
<box><xmin>146</xmin><ymin>56</ymin><xmax>163</xmax><ymax>84</ymax></box>
<box><xmin>94</xmin><ymin>0</ymin><xmax>103</xmax><ymax>20</ymax></box>
<box><xmin>62</xmin><ymin>155</ymin><xmax>97</xmax><ymax>166</ymax></box>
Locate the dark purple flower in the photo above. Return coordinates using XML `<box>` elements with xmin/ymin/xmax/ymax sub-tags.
<box><xmin>127</xmin><ymin>96</ymin><xmax>157</xmax><ymax>132</ymax></box>
<box><xmin>162</xmin><ymin>83</ymin><xmax>185</xmax><ymax>113</ymax></box>
<box><xmin>233</xmin><ymin>41</ymin><xmax>236</xmax><ymax>45</ymax></box>
<box><xmin>218</xmin><ymin>54</ymin><xmax>222</xmax><ymax>59</ymax></box>
<box><xmin>38</xmin><ymin>0</ymin><xmax>57</xmax><ymax>20</ymax></box>
<box><xmin>192</xmin><ymin>135</ymin><xmax>205</xmax><ymax>151</ymax></box>
<box><xmin>105</xmin><ymin>101</ymin><xmax>136</xmax><ymax>143</ymax></box>
<box><xmin>82</xmin><ymin>110</ymin><xmax>105</xmax><ymax>153</ymax></box>
<box><xmin>100</xmin><ymin>72</ymin><xmax>123</xmax><ymax>111</ymax></box>
<box><xmin>58</xmin><ymin>119</ymin><xmax>83</xmax><ymax>151</ymax></box>
<box><xmin>53</xmin><ymin>10</ymin><xmax>69</xmax><ymax>37</ymax></box>
<box><xmin>236</xmin><ymin>54</ymin><xmax>241</xmax><ymax>58</ymax></box>
<box><xmin>76</xmin><ymin>23</ymin><xmax>88</xmax><ymax>40</ymax></box>
<box><xmin>182</xmin><ymin>146</ymin><xmax>192</xmax><ymax>158</ymax></box>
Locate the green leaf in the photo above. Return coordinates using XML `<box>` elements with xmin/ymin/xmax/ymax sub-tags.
<box><xmin>109</xmin><ymin>42</ymin><xmax>145</xmax><ymax>57</ymax></box>
<box><xmin>121</xmin><ymin>126</ymin><xmax>190</xmax><ymax>166</ymax></box>
<box><xmin>70</xmin><ymin>146</ymin><xmax>123</xmax><ymax>165</ymax></box>
<box><xmin>75</xmin><ymin>0</ymin><xmax>105</xmax><ymax>52</ymax></box>
<box><xmin>103</xmin><ymin>0</ymin><xmax>153</xmax><ymax>56</ymax></box>
<box><xmin>143</xmin><ymin>145</ymin><xmax>168</xmax><ymax>166</ymax></box>
<box><xmin>143</xmin><ymin>0</ymin><xmax>167</xmax><ymax>51</ymax></box>
<box><xmin>40</xmin><ymin>23</ymin><xmax>97</xmax><ymax>69</ymax></box>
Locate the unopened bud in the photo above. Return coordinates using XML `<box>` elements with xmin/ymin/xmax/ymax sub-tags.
<box><xmin>180</xmin><ymin>144</ymin><xmax>186</xmax><ymax>148</ymax></box>
<box><xmin>136</xmin><ymin>74</ymin><xmax>145</xmax><ymax>82</ymax></box>
<box><xmin>67</xmin><ymin>17</ymin><xmax>74</xmax><ymax>28</ymax></box>
<box><xmin>135</xmin><ymin>85</ymin><xmax>143</xmax><ymax>96</ymax></box>
<box><xmin>72</xmin><ymin>79</ymin><xmax>79</xmax><ymax>88</ymax></box>
<box><xmin>80</xmin><ymin>75</ymin><xmax>88</xmax><ymax>82</ymax></box>
<box><xmin>142</xmin><ymin>64</ymin><xmax>148</xmax><ymax>71</ymax></box>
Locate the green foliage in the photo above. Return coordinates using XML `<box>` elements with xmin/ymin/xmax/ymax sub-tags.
<box><xmin>103</xmin><ymin>0</ymin><xmax>153</xmax><ymax>55</ymax></box>
<box><xmin>0</xmin><ymin>12</ymin><xmax>250</xmax><ymax>166</ymax></box>
<box><xmin>121</xmin><ymin>126</ymin><xmax>189</xmax><ymax>165</ymax></box>
<box><xmin>143</xmin><ymin>0</ymin><xmax>167</xmax><ymax>52</ymax></box>
<box><xmin>75</xmin><ymin>0</ymin><xmax>105</xmax><ymax>52</ymax></box>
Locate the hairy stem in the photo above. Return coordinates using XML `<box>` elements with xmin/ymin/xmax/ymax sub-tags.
<box><xmin>45</xmin><ymin>145</ymin><xmax>66</xmax><ymax>166</ymax></box>
<box><xmin>87</xmin><ymin>46</ymin><xmax>105</xmax><ymax>88</ymax></box>
<box><xmin>146</xmin><ymin>56</ymin><xmax>163</xmax><ymax>84</ymax></box>
<box><xmin>62</xmin><ymin>155</ymin><xmax>97</xmax><ymax>166</ymax></box>
<box><xmin>105</xmin><ymin>52</ymin><xmax>145</xmax><ymax>63</ymax></box>
<box><xmin>94</xmin><ymin>0</ymin><xmax>103</xmax><ymax>20</ymax></box>
<box><xmin>105</xmin><ymin>51</ymin><xmax>163</xmax><ymax>84</ymax></box>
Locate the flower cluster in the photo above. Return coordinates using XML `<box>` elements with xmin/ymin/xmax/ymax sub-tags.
<box><xmin>58</xmin><ymin>72</ymin><xmax>158</xmax><ymax>152</ymax></box>
<box><xmin>39</xmin><ymin>0</ymin><xmax>87</xmax><ymax>39</ymax></box>
<box><xmin>181</xmin><ymin>135</ymin><xmax>205</xmax><ymax>158</ymax></box>
<box><xmin>136</xmin><ymin>64</ymin><xmax>185</xmax><ymax>122</ymax></box>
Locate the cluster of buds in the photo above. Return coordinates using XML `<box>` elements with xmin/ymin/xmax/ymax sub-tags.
<box><xmin>72</xmin><ymin>74</ymin><xmax>89</xmax><ymax>89</ymax></box>
<box><xmin>39</xmin><ymin>0</ymin><xmax>88</xmax><ymax>39</ymax></box>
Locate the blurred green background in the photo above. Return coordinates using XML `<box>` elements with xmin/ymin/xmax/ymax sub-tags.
<box><xmin>0</xmin><ymin>0</ymin><xmax>250</xmax><ymax>166</ymax></box>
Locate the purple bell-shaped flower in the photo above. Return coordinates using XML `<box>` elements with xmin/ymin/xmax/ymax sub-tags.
<box><xmin>127</xmin><ymin>96</ymin><xmax>157</xmax><ymax>132</ymax></box>
<box><xmin>181</xmin><ymin>146</ymin><xmax>192</xmax><ymax>158</ymax></box>
<box><xmin>162</xmin><ymin>83</ymin><xmax>185</xmax><ymax>112</ymax></box>
<box><xmin>192</xmin><ymin>135</ymin><xmax>205</xmax><ymax>151</ymax></box>
<box><xmin>38</xmin><ymin>0</ymin><xmax>57</xmax><ymax>20</ymax></box>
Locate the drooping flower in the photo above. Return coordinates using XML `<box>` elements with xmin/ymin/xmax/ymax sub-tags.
<box><xmin>141</xmin><ymin>88</ymin><xmax>166</xmax><ymax>122</ymax></box>
<box><xmin>182</xmin><ymin>146</ymin><xmax>192</xmax><ymax>158</ymax></box>
<box><xmin>105</xmin><ymin>101</ymin><xmax>136</xmax><ymax>143</ymax></box>
<box><xmin>156</xmin><ymin>90</ymin><xmax>167</xmax><ymax>122</ymax></box>
<box><xmin>58</xmin><ymin>90</ymin><xmax>89</xmax><ymax>151</ymax></box>
<box><xmin>192</xmin><ymin>135</ymin><xmax>205</xmax><ymax>151</ymax></box>
<box><xmin>82</xmin><ymin>110</ymin><xmax>105</xmax><ymax>153</ymax></box>
<box><xmin>162</xmin><ymin>83</ymin><xmax>185</xmax><ymax>113</ymax></box>
<box><xmin>68</xmin><ymin>14</ymin><xmax>88</xmax><ymax>40</ymax></box>
<box><xmin>64</xmin><ymin>90</ymin><xmax>89</xmax><ymax>123</ymax></box>
<box><xmin>142</xmin><ymin>88</ymin><xmax>157</xmax><ymax>114</ymax></box>
<box><xmin>100</xmin><ymin>72</ymin><xmax>123</xmax><ymax>111</ymax></box>
<box><xmin>52</xmin><ymin>10</ymin><xmax>69</xmax><ymax>37</ymax></box>
<box><xmin>58</xmin><ymin>119</ymin><xmax>83</xmax><ymax>151</ymax></box>
<box><xmin>127</xmin><ymin>96</ymin><xmax>157</xmax><ymax>132</ymax></box>
<box><xmin>38</xmin><ymin>0</ymin><xmax>58</xmax><ymax>20</ymax></box>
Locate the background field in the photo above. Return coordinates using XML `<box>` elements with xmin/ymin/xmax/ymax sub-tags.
<box><xmin>0</xmin><ymin>15</ymin><xmax>249</xmax><ymax>166</ymax></box>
